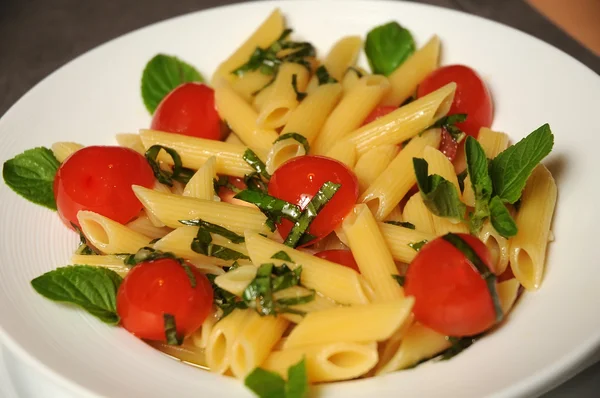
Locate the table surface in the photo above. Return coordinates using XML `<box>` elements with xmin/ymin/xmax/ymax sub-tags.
<box><xmin>0</xmin><ymin>0</ymin><xmax>599</xmax><ymax>397</ymax></box>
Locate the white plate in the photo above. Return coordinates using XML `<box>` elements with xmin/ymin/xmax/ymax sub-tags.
<box><xmin>1</xmin><ymin>1</ymin><xmax>599</xmax><ymax>397</ymax></box>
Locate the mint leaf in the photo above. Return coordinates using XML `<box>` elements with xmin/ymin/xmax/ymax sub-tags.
<box><xmin>489</xmin><ymin>124</ymin><xmax>554</xmax><ymax>204</ymax></box>
<box><xmin>286</xmin><ymin>358</ymin><xmax>309</xmax><ymax>398</ymax></box>
<box><xmin>413</xmin><ymin>158</ymin><xmax>466</xmax><ymax>220</ymax></box>
<box><xmin>245</xmin><ymin>358</ymin><xmax>309</xmax><ymax>398</ymax></box>
<box><xmin>141</xmin><ymin>54</ymin><xmax>204</xmax><ymax>114</ymax></box>
<box><xmin>365</xmin><ymin>22</ymin><xmax>415</xmax><ymax>76</ymax></box>
<box><xmin>31</xmin><ymin>265</ymin><xmax>122</xmax><ymax>324</ymax></box>
<box><xmin>489</xmin><ymin>196</ymin><xmax>518</xmax><ymax>238</ymax></box>
<box><xmin>2</xmin><ymin>147</ymin><xmax>60</xmax><ymax>210</ymax></box>
<box><xmin>465</xmin><ymin>136</ymin><xmax>493</xmax><ymax>233</ymax></box>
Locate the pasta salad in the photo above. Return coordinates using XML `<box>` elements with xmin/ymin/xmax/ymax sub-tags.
<box><xmin>1</xmin><ymin>8</ymin><xmax>557</xmax><ymax>398</ymax></box>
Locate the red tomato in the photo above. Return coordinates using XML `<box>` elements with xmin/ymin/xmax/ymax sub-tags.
<box><xmin>117</xmin><ymin>258</ymin><xmax>213</xmax><ymax>342</ymax></box>
<box><xmin>417</xmin><ymin>65</ymin><xmax>493</xmax><ymax>137</ymax></box>
<box><xmin>151</xmin><ymin>83</ymin><xmax>222</xmax><ymax>140</ymax></box>
<box><xmin>315</xmin><ymin>250</ymin><xmax>360</xmax><ymax>272</ymax></box>
<box><xmin>268</xmin><ymin>156</ymin><xmax>359</xmax><ymax>245</ymax></box>
<box><xmin>439</xmin><ymin>128</ymin><xmax>458</xmax><ymax>162</ymax></box>
<box><xmin>404</xmin><ymin>234</ymin><xmax>497</xmax><ymax>337</ymax></box>
<box><xmin>53</xmin><ymin>146</ymin><xmax>155</xmax><ymax>228</ymax></box>
<box><xmin>362</xmin><ymin>105</ymin><xmax>397</xmax><ymax>126</ymax></box>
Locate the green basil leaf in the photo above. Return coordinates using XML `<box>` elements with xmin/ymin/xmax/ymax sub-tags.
<box><xmin>276</xmin><ymin>290</ymin><xmax>315</xmax><ymax>306</ymax></box>
<box><xmin>284</xmin><ymin>182</ymin><xmax>341</xmax><ymax>247</ymax></box>
<box><xmin>365</xmin><ymin>21</ymin><xmax>415</xmax><ymax>76</ymax></box>
<box><xmin>286</xmin><ymin>358</ymin><xmax>309</xmax><ymax>398</ymax></box>
<box><xmin>392</xmin><ymin>274</ymin><xmax>405</xmax><ymax>286</ymax></box>
<box><xmin>243</xmin><ymin>149</ymin><xmax>271</xmax><ymax>181</ymax></box>
<box><xmin>243</xmin><ymin>263</ymin><xmax>276</xmax><ymax>316</ymax></box>
<box><xmin>244</xmin><ymin>367</ymin><xmax>286</xmax><ymax>398</ymax></box>
<box><xmin>271</xmin><ymin>251</ymin><xmax>293</xmax><ymax>262</ymax></box>
<box><xmin>145</xmin><ymin>145</ymin><xmax>192</xmax><ymax>187</ymax></box>
<box><xmin>189</xmin><ymin>227</ymin><xmax>249</xmax><ymax>261</ymax></box>
<box><xmin>441</xmin><ymin>335</ymin><xmax>480</xmax><ymax>360</ymax></box>
<box><xmin>431</xmin><ymin>114</ymin><xmax>467</xmax><ymax>142</ymax></box>
<box><xmin>273</xmin><ymin>133</ymin><xmax>310</xmax><ymax>154</ymax></box>
<box><xmin>2</xmin><ymin>147</ymin><xmax>60</xmax><ymax>210</ymax></box>
<box><xmin>442</xmin><ymin>233</ymin><xmax>503</xmax><ymax>322</ymax></box>
<box><xmin>489</xmin><ymin>196</ymin><xmax>518</xmax><ymax>238</ymax></box>
<box><xmin>489</xmin><ymin>124</ymin><xmax>554</xmax><ymax>204</ymax></box>
<box><xmin>315</xmin><ymin>65</ymin><xmax>338</xmax><ymax>85</ymax></box>
<box><xmin>31</xmin><ymin>265</ymin><xmax>122</xmax><ymax>324</ymax></box>
<box><xmin>291</xmin><ymin>74</ymin><xmax>307</xmax><ymax>101</ymax></box>
<box><xmin>384</xmin><ymin>221</ymin><xmax>416</xmax><ymax>229</ymax></box>
<box><xmin>235</xmin><ymin>189</ymin><xmax>302</xmax><ymax>223</ymax></box>
<box><xmin>408</xmin><ymin>240</ymin><xmax>428</xmax><ymax>252</ymax></box>
<box><xmin>141</xmin><ymin>54</ymin><xmax>204</xmax><ymax>114</ymax></box>
<box><xmin>414</xmin><ymin>158</ymin><xmax>466</xmax><ymax>220</ymax></box>
<box><xmin>163</xmin><ymin>313</ymin><xmax>183</xmax><ymax>345</ymax></box>
<box><xmin>179</xmin><ymin>218</ymin><xmax>245</xmax><ymax>244</ymax></box>
<box><xmin>271</xmin><ymin>265</ymin><xmax>302</xmax><ymax>292</ymax></box>
<box><xmin>465</xmin><ymin>136</ymin><xmax>493</xmax><ymax>234</ymax></box>
<box><xmin>345</xmin><ymin>66</ymin><xmax>364</xmax><ymax>79</ymax></box>
<box><xmin>207</xmin><ymin>274</ymin><xmax>247</xmax><ymax>319</ymax></box>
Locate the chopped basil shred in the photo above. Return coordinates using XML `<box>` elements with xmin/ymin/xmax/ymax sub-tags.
<box><xmin>315</xmin><ymin>65</ymin><xmax>338</xmax><ymax>85</ymax></box>
<box><xmin>431</xmin><ymin>114</ymin><xmax>467</xmax><ymax>142</ymax></box>
<box><xmin>273</xmin><ymin>133</ymin><xmax>310</xmax><ymax>154</ymax></box>
<box><xmin>207</xmin><ymin>274</ymin><xmax>248</xmax><ymax>318</ymax></box>
<box><xmin>271</xmin><ymin>250</ymin><xmax>293</xmax><ymax>262</ymax></box>
<box><xmin>214</xmin><ymin>175</ymin><xmax>242</xmax><ymax>195</ymax></box>
<box><xmin>413</xmin><ymin>158</ymin><xmax>466</xmax><ymax>220</ymax></box>
<box><xmin>245</xmin><ymin>357</ymin><xmax>309</xmax><ymax>398</ymax></box>
<box><xmin>163</xmin><ymin>313</ymin><xmax>183</xmax><ymax>345</ymax></box>
<box><xmin>145</xmin><ymin>145</ymin><xmax>193</xmax><ymax>187</ymax></box>
<box><xmin>345</xmin><ymin>66</ymin><xmax>364</xmax><ymax>78</ymax></box>
<box><xmin>442</xmin><ymin>233</ymin><xmax>503</xmax><ymax>322</ymax></box>
<box><xmin>384</xmin><ymin>220</ymin><xmax>416</xmax><ymax>230</ymax></box>
<box><xmin>179</xmin><ymin>218</ymin><xmax>245</xmax><ymax>244</ymax></box>
<box><xmin>441</xmin><ymin>335</ymin><xmax>481</xmax><ymax>360</ymax></box>
<box><xmin>392</xmin><ymin>274</ymin><xmax>405</xmax><ymax>286</ymax></box>
<box><xmin>291</xmin><ymin>74</ymin><xmax>307</xmax><ymax>101</ymax></box>
<box><xmin>408</xmin><ymin>240</ymin><xmax>428</xmax><ymax>252</ymax></box>
<box><xmin>243</xmin><ymin>149</ymin><xmax>271</xmax><ymax>181</ymax></box>
<box><xmin>235</xmin><ymin>189</ymin><xmax>302</xmax><ymax>225</ymax></box>
<box><xmin>465</xmin><ymin>136</ymin><xmax>494</xmax><ymax>234</ymax></box>
<box><xmin>71</xmin><ymin>222</ymin><xmax>99</xmax><ymax>255</ymax></box>
<box><xmin>189</xmin><ymin>227</ymin><xmax>250</xmax><ymax>261</ymax></box>
<box><xmin>284</xmin><ymin>181</ymin><xmax>341</xmax><ymax>247</ymax></box>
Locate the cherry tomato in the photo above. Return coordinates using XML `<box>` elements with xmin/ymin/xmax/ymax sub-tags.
<box><xmin>117</xmin><ymin>258</ymin><xmax>213</xmax><ymax>342</ymax></box>
<box><xmin>417</xmin><ymin>65</ymin><xmax>493</xmax><ymax>138</ymax></box>
<box><xmin>439</xmin><ymin>128</ymin><xmax>458</xmax><ymax>162</ymax></box>
<box><xmin>53</xmin><ymin>146</ymin><xmax>155</xmax><ymax>228</ymax></box>
<box><xmin>404</xmin><ymin>234</ymin><xmax>497</xmax><ymax>337</ymax></box>
<box><xmin>315</xmin><ymin>250</ymin><xmax>360</xmax><ymax>272</ymax></box>
<box><xmin>268</xmin><ymin>156</ymin><xmax>359</xmax><ymax>245</ymax></box>
<box><xmin>151</xmin><ymin>83</ymin><xmax>222</xmax><ymax>140</ymax></box>
<box><xmin>362</xmin><ymin>105</ymin><xmax>397</xmax><ymax>126</ymax></box>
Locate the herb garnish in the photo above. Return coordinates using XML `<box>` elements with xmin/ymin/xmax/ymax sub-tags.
<box><xmin>384</xmin><ymin>221</ymin><xmax>416</xmax><ymax>229</ymax></box>
<box><xmin>163</xmin><ymin>313</ymin><xmax>183</xmax><ymax>345</ymax></box>
<box><xmin>431</xmin><ymin>114</ymin><xmax>467</xmax><ymax>142</ymax></box>
<box><xmin>179</xmin><ymin>219</ymin><xmax>245</xmax><ymax>244</ymax></box>
<box><xmin>392</xmin><ymin>274</ymin><xmax>406</xmax><ymax>286</ymax></box>
<box><xmin>145</xmin><ymin>145</ymin><xmax>194</xmax><ymax>187</ymax></box>
<box><xmin>291</xmin><ymin>74</ymin><xmax>307</xmax><ymax>101</ymax></box>
<box><xmin>180</xmin><ymin>220</ymin><xmax>250</xmax><ymax>261</ymax></box>
<box><xmin>273</xmin><ymin>133</ymin><xmax>310</xmax><ymax>154</ymax></box>
<box><xmin>213</xmin><ymin>175</ymin><xmax>242</xmax><ymax>195</ymax></box>
<box><xmin>408</xmin><ymin>240</ymin><xmax>428</xmax><ymax>252</ymax></box>
<box><xmin>271</xmin><ymin>250</ymin><xmax>293</xmax><ymax>262</ymax></box>
<box><xmin>235</xmin><ymin>190</ymin><xmax>302</xmax><ymax>224</ymax></box>
<box><xmin>365</xmin><ymin>21</ymin><xmax>415</xmax><ymax>76</ymax></box>
<box><xmin>71</xmin><ymin>222</ymin><xmax>99</xmax><ymax>255</ymax></box>
<box><xmin>413</xmin><ymin>158</ymin><xmax>466</xmax><ymax>220</ymax></box>
<box><xmin>243</xmin><ymin>149</ymin><xmax>271</xmax><ymax>181</ymax></box>
<box><xmin>245</xmin><ymin>357</ymin><xmax>309</xmax><ymax>398</ymax></box>
<box><xmin>207</xmin><ymin>274</ymin><xmax>248</xmax><ymax>318</ymax></box>
<box><xmin>315</xmin><ymin>65</ymin><xmax>338</xmax><ymax>85</ymax></box>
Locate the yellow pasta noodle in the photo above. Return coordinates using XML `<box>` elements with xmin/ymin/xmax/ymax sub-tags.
<box><xmin>323</xmin><ymin>140</ymin><xmax>357</xmax><ymax>168</ymax></box>
<box><xmin>191</xmin><ymin>310</ymin><xmax>220</xmax><ymax>350</ymax></box>
<box><xmin>51</xmin><ymin>142</ymin><xmax>83</xmax><ymax>162</ymax></box>
<box><xmin>214</xmin><ymin>265</ymin><xmax>257</xmax><ymax>296</ymax></box>
<box><xmin>77</xmin><ymin>211</ymin><xmax>151</xmax><ymax>255</ymax></box>
<box><xmin>353</xmin><ymin>144</ymin><xmax>399</xmax><ymax>194</ymax></box>
<box><xmin>381</xmin><ymin>36</ymin><xmax>440</xmax><ymax>106</ymax></box>
<box><xmin>402</xmin><ymin>193</ymin><xmax>435</xmax><ymax>234</ymax></box>
<box><xmin>479</xmin><ymin>220</ymin><xmax>510</xmax><ymax>275</ymax></box>
<box><xmin>183</xmin><ymin>156</ymin><xmax>218</xmax><ymax>200</ymax></box>
<box><xmin>498</xmin><ymin>278</ymin><xmax>521</xmax><ymax>314</ymax></box>
<box><xmin>344</xmin><ymin>83</ymin><xmax>455</xmax><ymax>156</ymax></box>
<box><xmin>115</xmin><ymin>133</ymin><xmax>145</xmax><ymax>154</ymax></box>
<box><xmin>126</xmin><ymin>213</ymin><xmax>172</xmax><ymax>240</ymax></box>
<box><xmin>342</xmin><ymin>204</ymin><xmax>404</xmax><ymax>301</ymax></box>
<box><xmin>340</xmin><ymin>67</ymin><xmax>367</xmax><ymax>94</ymax></box>
<box><xmin>283</xmin><ymin>299</ymin><xmax>414</xmax><ymax>349</ymax></box>
<box><xmin>274</xmin><ymin>287</ymin><xmax>339</xmax><ymax>324</ymax></box>
<box><xmin>70</xmin><ymin>254</ymin><xmax>129</xmax><ymax>277</ymax></box>
<box><xmin>360</xmin><ymin>128</ymin><xmax>441</xmax><ymax>220</ymax></box>
<box><xmin>509</xmin><ymin>165</ymin><xmax>557</xmax><ymax>290</ymax></box>
<box><xmin>265</xmin><ymin>137</ymin><xmax>307</xmax><ymax>175</ymax></box>
<box><xmin>229</xmin><ymin>70</ymin><xmax>274</xmax><ymax>102</ymax></box>
<box><xmin>132</xmin><ymin>186</ymin><xmax>270</xmax><ymax>235</ymax></box>
<box><xmin>139</xmin><ymin>129</ymin><xmax>253</xmax><ymax>177</ymax></box>
<box><xmin>321</xmin><ymin>36</ymin><xmax>362</xmax><ymax>82</ymax></box>
<box><xmin>378</xmin><ymin>222</ymin><xmax>435</xmax><ymax>264</ymax></box>
<box><xmin>313</xmin><ymin>75</ymin><xmax>390</xmax><ymax>155</ymax></box>
<box><xmin>262</xmin><ymin>342</ymin><xmax>378</xmax><ymax>382</ymax></box>
<box><xmin>244</xmin><ymin>232</ymin><xmax>371</xmax><ymax>305</ymax></box>
<box><xmin>205</xmin><ymin>309</ymin><xmax>252</xmax><ymax>374</ymax></box>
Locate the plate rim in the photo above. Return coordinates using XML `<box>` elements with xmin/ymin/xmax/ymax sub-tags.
<box><xmin>0</xmin><ymin>1</ymin><xmax>599</xmax><ymax>397</ymax></box>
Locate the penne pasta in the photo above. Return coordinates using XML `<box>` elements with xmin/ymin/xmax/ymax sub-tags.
<box><xmin>323</xmin><ymin>140</ymin><xmax>357</xmax><ymax>168</ymax></box>
<box><xmin>402</xmin><ymin>193</ymin><xmax>435</xmax><ymax>234</ymax></box>
<box><xmin>214</xmin><ymin>265</ymin><xmax>257</xmax><ymax>296</ymax></box>
<box><xmin>360</xmin><ymin>128</ymin><xmax>442</xmax><ymax>220</ymax></box>
<box><xmin>274</xmin><ymin>287</ymin><xmax>339</xmax><ymax>324</ymax></box>
<box><xmin>77</xmin><ymin>211</ymin><xmax>151</xmax><ymax>255</ymax></box>
<box><xmin>341</xmin><ymin>67</ymin><xmax>367</xmax><ymax>94</ymax></box>
<box><xmin>509</xmin><ymin>165</ymin><xmax>557</xmax><ymax>290</ymax></box>
<box><xmin>353</xmin><ymin>144</ymin><xmax>399</xmax><ymax>194</ymax></box>
<box><xmin>321</xmin><ymin>36</ymin><xmax>362</xmax><ymax>82</ymax></box>
<box><xmin>378</xmin><ymin>222</ymin><xmax>436</xmax><ymax>264</ymax></box>
<box><xmin>115</xmin><ymin>133</ymin><xmax>145</xmax><ymax>154</ymax></box>
<box><xmin>51</xmin><ymin>142</ymin><xmax>83</xmax><ymax>162</ymax></box>
<box><xmin>265</xmin><ymin>137</ymin><xmax>307</xmax><ymax>175</ymax></box>
<box><xmin>342</xmin><ymin>204</ymin><xmax>404</xmax><ymax>301</ymax></box>
<box><xmin>205</xmin><ymin>309</ymin><xmax>251</xmax><ymax>374</ymax></box>
<box><xmin>498</xmin><ymin>278</ymin><xmax>521</xmax><ymax>315</ymax></box>
<box><xmin>479</xmin><ymin>220</ymin><xmax>510</xmax><ymax>275</ymax></box>
<box><xmin>126</xmin><ymin>212</ymin><xmax>172</xmax><ymax>240</ymax></box>
<box><xmin>229</xmin><ymin>70</ymin><xmax>274</xmax><ymax>102</ymax></box>
<box><xmin>183</xmin><ymin>156</ymin><xmax>219</xmax><ymax>200</ymax></box>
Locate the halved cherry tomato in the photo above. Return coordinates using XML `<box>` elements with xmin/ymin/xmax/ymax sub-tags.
<box><xmin>315</xmin><ymin>250</ymin><xmax>360</xmax><ymax>272</ymax></box>
<box><xmin>53</xmin><ymin>146</ymin><xmax>155</xmax><ymax>228</ymax></box>
<box><xmin>362</xmin><ymin>105</ymin><xmax>397</xmax><ymax>126</ymax></box>
<box><xmin>439</xmin><ymin>128</ymin><xmax>458</xmax><ymax>162</ymax></box>
<box><xmin>417</xmin><ymin>65</ymin><xmax>493</xmax><ymax>138</ymax></box>
<box><xmin>268</xmin><ymin>156</ymin><xmax>359</xmax><ymax>245</ymax></box>
<box><xmin>151</xmin><ymin>83</ymin><xmax>222</xmax><ymax>140</ymax></box>
<box><xmin>117</xmin><ymin>258</ymin><xmax>213</xmax><ymax>342</ymax></box>
<box><xmin>404</xmin><ymin>234</ymin><xmax>497</xmax><ymax>337</ymax></box>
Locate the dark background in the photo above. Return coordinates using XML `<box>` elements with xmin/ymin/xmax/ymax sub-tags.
<box><xmin>0</xmin><ymin>0</ymin><xmax>598</xmax><ymax>396</ymax></box>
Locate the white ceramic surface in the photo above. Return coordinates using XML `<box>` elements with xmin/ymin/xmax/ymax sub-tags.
<box><xmin>1</xmin><ymin>1</ymin><xmax>599</xmax><ymax>397</ymax></box>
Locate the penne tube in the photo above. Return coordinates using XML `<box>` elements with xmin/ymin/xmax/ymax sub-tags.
<box><xmin>479</xmin><ymin>220</ymin><xmax>510</xmax><ymax>275</ymax></box>
<box><xmin>262</xmin><ymin>342</ymin><xmax>378</xmax><ymax>382</ymax></box>
<box><xmin>229</xmin><ymin>70</ymin><xmax>274</xmax><ymax>102</ymax></box>
<box><xmin>257</xmin><ymin>63</ymin><xmax>310</xmax><ymax>129</ymax></box>
<box><xmin>224</xmin><ymin>132</ymin><xmax>245</xmax><ymax>146</ymax></box>
<box><xmin>139</xmin><ymin>129</ymin><xmax>253</xmax><ymax>178</ymax></box>
<box><xmin>252</xmin><ymin>84</ymin><xmax>274</xmax><ymax>112</ymax></box>
<box><xmin>183</xmin><ymin>156</ymin><xmax>219</xmax><ymax>200</ymax></box>
<box><xmin>274</xmin><ymin>286</ymin><xmax>340</xmax><ymax>324</ymax></box>
<box><xmin>381</xmin><ymin>36</ymin><xmax>441</xmax><ymax>106</ymax></box>
<box><xmin>360</xmin><ymin>128</ymin><xmax>441</xmax><ymax>220</ymax></box>
<box><xmin>115</xmin><ymin>133</ymin><xmax>145</xmax><ymax>154</ymax></box>
<box><xmin>211</xmin><ymin>9</ymin><xmax>285</xmax><ymax>84</ymax></box>
<box><xmin>205</xmin><ymin>309</ymin><xmax>252</xmax><ymax>374</ymax></box>
<box><xmin>51</xmin><ymin>142</ymin><xmax>83</xmax><ymax>162</ymax></box>
<box><xmin>353</xmin><ymin>144</ymin><xmax>399</xmax><ymax>194</ymax></box>
<box><xmin>478</xmin><ymin>127</ymin><xmax>510</xmax><ymax>159</ymax></box>
<box><xmin>402</xmin><ymin>193</ymin><xmax>435</xmax><ymax>234</ymax></box>
<box><xmin>132</xmin><ymin>186</ymin><xmax>271</xmax><ymax>235</ymax></box>
<box><xmin>265</xmin><ymin>137</ymin><xmax>307</xmax><ymax>175</ymax></box>
<box><xmin>126</xmin><ymin>213</ymin><xmax>172</xmax><ymax>240</ymax></box>
<box><xmin>191</xmin><ymin>310</ymin><xmax>220</xmax><ymax>350</ymax></box>
<box><xmin>70</xmin><ymin>254</ymin><xmax>129</xmax><ymax>277</ymax></box>
<box><xmin>344</xmin><ymin>83</ymin><xmax>455</xmax><ymax>156</ymax></box>
<box><xmin>509</xmin><ymin>165</ymin><xmax>557</xmax><ymax>290</ymax></box>
<box><xmin>214</xmin><ymin>265</ymin><xmax>257</xmax><ymax>296</ymax></box>
<box><xmin>283</xmin><ymin>299</ymin><xmax>414</xmax><ymax>349</ymax></box>
<box><xmin>321</xmin><ymin>36</ymin><xmax>362</xmax><ymax>82</ymax></box>
<box><xmin>498</xmin><ymin>278</ymin><xmax>521</xmax><ymax>314</ymax></box>
<box><xmin>342</xmin><ymin>204</ymin><xmax>404</xmax><ymax>302</ymax></box>
<box><xmin>244</xmin><ymin>232</ymin><xmax>371</xmax><ymax>305</ymax></box>
<box><xmin>77</xmin><ymin>211</ymin><xmax>151</xmax><ymax>255</ymax></box>
<box><xmin>215</xmin><ymin>84</ymin><xmax>278</xmax><ymax>158</ymax></box>
<box><xmin>324</xmin><ymin>140</ymin><xmax>357</xmax><ymax>168</ymax></box>
<box><xmin>341</xmin><ymin>67</ymin><xmax>367</xmax><ymax>94</ymax></box>
<box><xmin>313</xmin><ymin>75</ymin><xmax>390</xmax><ymax>155</ymax></box>
<box><xmin>378</xmin><ymin>222</ymin><xmax>436</xmax><ymax>264</ymax></box>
